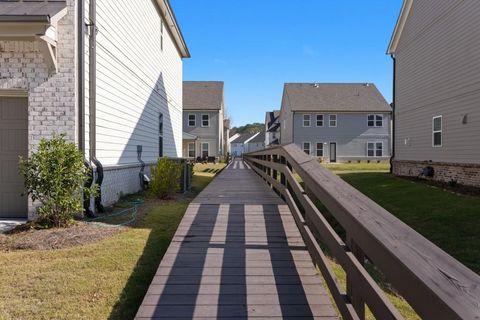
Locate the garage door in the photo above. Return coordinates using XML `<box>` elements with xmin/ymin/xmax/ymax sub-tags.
<box><xmin>0</xmin><ymin>97</ymin><xmax>28</xmax><ymax>218</ymax></box>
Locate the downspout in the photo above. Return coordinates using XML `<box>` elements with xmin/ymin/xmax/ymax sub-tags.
<box><xmin>390</xmin><ymin>54</ymin><xmax>396</xmax><ymax>174</ymax></box>
<box><xmin>88</xmin><ymin>0</ymin><xmax>105</xmax><ymax>213</ymax></box>
<box><xmin>78</xmin><ymin>0</ymin><xmax>95</xmax><ymax>217</ymax></box>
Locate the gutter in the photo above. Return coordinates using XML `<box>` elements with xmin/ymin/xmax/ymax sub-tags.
<box><xmin>88</xmin><ymin>0</ymin><xmax>105</xmax><ymax>213</ymax></box>
<box><xmin>390</xmin><ymin>55</ymin><xmax>396</xmax><ymax>174</ymax></box>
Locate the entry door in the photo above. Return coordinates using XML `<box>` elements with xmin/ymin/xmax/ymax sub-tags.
<box><xmin>329</xmin><ymin>142</ymin><xmax>337</xmax><ymax>163</ymax></box>
<box><xmin>0</xmin><ymin>97</ymin><xmax>28</xmax><ymax>218</ymax></box>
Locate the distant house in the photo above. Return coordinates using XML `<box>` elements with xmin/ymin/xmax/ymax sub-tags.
<box><xmin>388</xmin><ymin>0</ymin><xmax>480</xmax><ymax>186</ymax></box>
<box><xmin>246</xmin><ymin>132</ymin><xmax>266</xmax><ymax>153</ymax></box>
<box><xmin>0</xmin><ymin>0</ymin><xmax>189</xmax><ymax>219</ymax></box>
<box><xmin>279</xmin><ymin>83</ymin><xmax>392</xmax><ymax>163</ymax></box>
<box><xmin>231</xmin><ymin>133</ymin><xmax>258</xmax><ymax>157</ymax></box>
<box><xmin>183</xmin><ymin>81</ymin><xmax>225</xmax><ymax>160</ymax></box>
<box><xmin>265</xmin><ymin>111</ymin><xmax>281</xmax><ymax>146</ymax></box>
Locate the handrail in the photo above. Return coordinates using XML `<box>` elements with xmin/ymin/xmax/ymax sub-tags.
<box><xmin>244</xmin><ymin>144</ymin><xmax>480</xmax><ymax>320</ymax></box>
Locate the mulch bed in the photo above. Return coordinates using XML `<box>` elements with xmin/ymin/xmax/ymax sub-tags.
<box><xmin>0</xmin><ymin>222</ymin><xmax>124</xmax><ymax>251</ymax></box>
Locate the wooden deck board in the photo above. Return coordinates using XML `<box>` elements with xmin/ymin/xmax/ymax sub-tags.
<box><xmin>136</xmin><ymin>159</ymin><xmax>338</xmax><ymax>319</ymax></box>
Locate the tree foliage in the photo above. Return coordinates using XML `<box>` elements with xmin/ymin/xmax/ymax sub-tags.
<box><xmin>19</xmin><ymin>134</ymin><xmax>97</xmax><ymax>227</ymax></box>
<box><xmin>150</xmin><ymin>157</ymin><xmax>182</xmax><ymax>199</ymax></box>
<box><xmin>230</xmin><ymin>122</ymin><xmax>264</xmax><ymax>135</ymax></box>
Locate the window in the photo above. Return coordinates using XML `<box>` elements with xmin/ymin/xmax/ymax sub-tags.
<box><xmin>201</xmin><ymin>142</ymin><xmax>209</xmax><ymax>158</ymax></box>
<box><xmin>316</xmin><ymin>143</ymin><xmax>324</xmax><ymax>157</ymax></box>
<box><xmin>303</xmin><ymin>142</ymin><xmax>311</xmax><ymax>155</ymax></box>
<box><xmin>329</xmin><ymin>114</ymin><xmax>337</xmax><ymax>127</ymax></box>
<box><xmin>368</xmin><ymin>114</ymin><xmax>383</xmax><ymax>127</ymax></box>
<box><xmin>367</xmin><ymin>142</ymin><xmax>383</xmax><ymax>157</ymax></box>
<box><xmin>188</xmin><ymin>114</ymin><xmax>196</xmax><ymax>127</ymax></box>
<box><xmin>159</xmin><ymin>113</ymin><xmax>164</xmax><ymax>157</ymax></box>
<box><xmin>433</xmin><ymin>116</ymin><xmax>442</xmax><ymax>147</ymax></box>
<box><xmin>160</xmin><ymin>19</ymin><xmax>164</xmax><ymax>51</ymax></box>
<box><xmin>316</xmin><ymin>114</ymin><xmax>324</xmax><ymax>127</ymax></box>
<box><xmin>188</xmin><ymin>142</ymin><xmax>195</xmax><ymax>158</ymax></box>
<box><xmin>201</xmin><ymin>114</ymin><xmax>209</xmax><ymax>127</ymax></box>
<box><xmin>303</xmin><ymin>114</ymin><xmax>311</xmax><ymax>127</ymax></box>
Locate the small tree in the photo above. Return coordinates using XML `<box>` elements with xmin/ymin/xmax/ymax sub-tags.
<box><xmin>150</xmin><ymin>157</ymin><xmax>182</xmax><ymax>199</ymax></box>
<box><xmin>19</xmin><ymin>134</ymin><xmax>97</xmax><ymax>227</ymax></box>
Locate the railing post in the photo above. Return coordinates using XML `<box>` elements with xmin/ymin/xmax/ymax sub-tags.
<box><xmin>280</xmin><ymin>156</ymin><xmax>287</xmax><ymax>200</ymax></box>
<box><xmin>272</xmin><ymin>154</ymin><xmax>278</xmax><ymax>181</ymax></box>
<box><xmin>347</xmin><ymin>236</ymin><xmax>366</xmax><ymax>320</ymax></box>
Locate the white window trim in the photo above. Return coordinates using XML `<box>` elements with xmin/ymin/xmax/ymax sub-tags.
<box><xmin>329</xmin><ymin>114</ymin><xmax>337</xmax><ymax>127</ymax></box>
<box><xmin>367</xmin><ymin>114</ymin><xmax>384</xmax><ymax>127</ymax></box>
<box><xmin>367</xmin><ymin>141</ymin><xmax>384</xmax><ymax>157</ymax></box>
<box><xmin>315</xmin><ymin>142</ymin><xmax>324</xmax><ymax>157</ymax></box>
<box><xmin>201</xmin><ymin>142</ymin><xmax>209</xmax><ymax>156</ymax></box>
<box><xmin>201</xmin><ymin>114</ymin><xmax>210</xmax><ymax>127</ymax></box>
<box><xmin>188</xmin><ymin>142</ymin><xmax>196</xmax><ymax>158</ymax></box>
<box><xmin>188</xmin><ymin>114</ymin><xmax>196</xmax><ymax>127</ymax></box>
<box><xmin>432</xmin><ymin>115</ymin><xmax>443</xmax><ymax>147</ymax></box>
<box><xmin>303</xmin><ymin>114</ymin><xmax>311</xmax><ymax>127</ymax></box>
<box><xmin>303</xmin><ymin>142</ymin><xmax>311</xmax><ymax>155</ymax></box>
<box><xmin>316</xmin><ymin>114</ymin><xmax>324</xmax><ymax>127</ymax></box>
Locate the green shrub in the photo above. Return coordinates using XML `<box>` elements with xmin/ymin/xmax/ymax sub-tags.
<box><xmin>150</xmin><ymin>157</ymin><xmax>182</xmax><ymax>199</ymax></box>
<box><xmin>19</xmin><ymin>134</ymin><xmax>97</xmax><ymax>227</ymax></box>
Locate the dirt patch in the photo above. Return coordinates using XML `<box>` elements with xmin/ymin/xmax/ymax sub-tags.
<box><xmin>0</xmin><ymin>222</ymin><xmax>124</xmax><ymax>251</ymax></box>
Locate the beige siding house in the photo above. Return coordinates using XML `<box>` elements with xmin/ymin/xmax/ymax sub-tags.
<box><xmin>388</xmin><ymin>0</ymin><xmax>480</xmax><ymax>186</ymax></box>
<box><xmin>0</xmin><ymin>0</ymin><xmax>189</xmax><ymax>219</ymax></box>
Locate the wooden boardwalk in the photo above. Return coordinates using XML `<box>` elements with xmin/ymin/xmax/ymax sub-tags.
<box><xmin>136</xmin><ymin>159</ymin><xmax>338</xmax><ymax>319</ymax></box>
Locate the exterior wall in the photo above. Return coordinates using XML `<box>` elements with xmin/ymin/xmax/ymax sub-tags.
<box><xmin>231</xmin><ymin>143</ymin><xmax>246</xmax><ymax>157</ymax></box>
<box><xmin>292</xmin><ymin>112</ymin><xmax>391</xmax><ymax>162</ymax></box>
<box><xmin>0</xmin><ymin>0</ymin><xmax>76</xmax><ymax>219</ymax></box>
<box><xmin>279</xmin><ymin>90</ymin><xmax>294</xmax><ymax>144</ymax></box>
<box><xmin>394</xmin><ymin>0</ymin><xmax>480</xmax><ymax>165</ymax></box>
<box><xmin>393</xmin><ymin>160</ymin><xmax>480</xmax><ymax>187</ymax></box>
<box><xmin>183</xmin><ymin>110</ymin><xmax>221</xmax><ymax>157</ymax></box>
<box><xmin>246</xmin><ymin>142</ymin><xmax>265</xmax><ymax>153</ymax></box>
<box><xmin>102</xmin><ymin>163</ymin><xmax>153</xmax><ymax>205</ymax></box>
<box><xmin>90</xmin><ymin>0</ymin><xmax>183</xmax><ymax>166</ymax></box>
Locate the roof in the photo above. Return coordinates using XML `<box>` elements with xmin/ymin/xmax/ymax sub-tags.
<box><xmin>231</xmin><ymin>133</ymin><xmax>257</xmax><ymax>144</ymax></box>
<box><xmin>183</xmin><ymin>81</ymin><xmax>224</xmax><ymax>111</ymax></box>
<box><xmin>155</xmin><ymin>0</ymin><xmax>190</xmax><ymax>58</ymax></box>
<box><xmin>266</xmin><ymin>110</ymin><xmax>280</xmax><ymax>132</ymax></box>
<box><xmin>0</xmin><ymin>0</ymin><xmax>67</xmax><ymax>22</ymax></box>
<box><xmin>282</xmin><ymin>83</ymin><xmax>391</xmax><ymax>113</ymax></box>
<box><xmin>248</xmin><ymin>132</ymin><xmax>265</xmax><ymax>144</ymax></box>
<box><xmin>387</xmin><ymin>0</ymin><xmax>413</xmax><ymax>54</ymax></box>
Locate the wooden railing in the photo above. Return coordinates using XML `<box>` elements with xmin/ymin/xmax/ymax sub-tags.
<box><xmin>244</xmin><ymin>144</ymin><xmax>480</xmax><ymax>320</ymax></box>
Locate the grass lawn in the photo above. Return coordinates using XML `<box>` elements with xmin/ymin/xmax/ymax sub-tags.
<box><xmin>312</xmin><ymin>162</ymin><xmax>479</xmax><ymax>319</ymax></box>
<box><xmin>0</xmin><ymin>162</ymin><xmax>225</xmax><ymax>320</ymax></box>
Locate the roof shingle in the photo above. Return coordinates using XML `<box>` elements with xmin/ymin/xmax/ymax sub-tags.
<box><xmin>283</xmin><ymin>83</ymin><xmax>391</xmax><ymax>113</ymax></box>
<box><xmin>183</xmin><ymin>81</ymin><xmax>224</xmax><ymax>111</ymax></box>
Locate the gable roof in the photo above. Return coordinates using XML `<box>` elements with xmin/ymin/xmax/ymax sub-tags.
<box><xmin>282</xmin><ymin>83</ymin><xmax>391</xmax><ymax>113</ymax></box>
<box><xmin>248</xmin><ymin>132</ymin><xmax>265</xmax><ymax>144</ymax></box>
<box><xmin>183</xmin><ymin>81</ymin><xmax>224</xmax><ymax>111</ymax></box>
<box><xmin>156</xmin><ymin>0</ymin><xmax>190</xmax><ymax>58</ymax></box>
<box><xmin>0</xmin><ymin>0</ymin><xmax>67</xmax><ymax>22</ymax></box>
<box><xmin>231</xmin><ymin>133</ymin><xmax>257</xmax><ymax>144</ymax></box>
<box><xmin>387</xmin><ymin>0</ymin><xmax>413</xmax><ymax>54</ymax></box>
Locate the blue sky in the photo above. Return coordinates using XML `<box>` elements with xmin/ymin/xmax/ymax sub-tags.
<box><xmin>172</xmin><ymin>0</ymin><xmax>403</xmax><ymax>127</ymax></box>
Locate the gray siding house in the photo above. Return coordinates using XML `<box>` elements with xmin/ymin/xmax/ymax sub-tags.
<box><xmin>246</xmin><ymin>132</ymin><xmax>266</xmax><ymax>153</ymax></box>
<box><xmin>182</xmin><ymin>81</ymin><xmax>225</xmax><ymax>160</ymax></box>
<box><xmin>231</xmin><ymin>133</ymin><xmax>257</xmax><ymax>157</ymax></box>
<box><xmin>279</xmin><ymin>83</ymin><xmax>392</xmax><ymax>162</ymax></box>
<box><xmin>388</xmin><ymin>0</ymin><xmax>480</xmax><ymax>186</ymax></box>
<box><xmin>265</xmin><ymin>110</ymin><xmax>280</xmax><ymax>146</ymax></box>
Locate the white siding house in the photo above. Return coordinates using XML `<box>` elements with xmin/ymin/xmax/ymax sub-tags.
<box><xmin>0</xmin><ymin>0</ymin><xmax>189</xmax><ymax>219</ymax></box>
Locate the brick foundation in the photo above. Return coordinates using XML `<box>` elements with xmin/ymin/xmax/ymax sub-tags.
<box><xmin>393</xmin><ymin>160</ymin><xmax>480</xmax><ymax>187</ymax></box>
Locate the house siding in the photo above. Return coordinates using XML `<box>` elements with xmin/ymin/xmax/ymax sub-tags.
<box><xmin>92</xmin><ymin>0</ymin><xmax>183</xmax><ymax>165</ymax></box>
<box><xmin>394</xmin><ymin>0</ymin><xmax>480</xmax><ymax>165</ymax></box>
<box><xmin>183</xmin><ymin>110</ymin><xmax>221</xmax><ymax>157</ymax></box>
<box><xmin>292</xmin><ymin>112</ymin><xmax>391</xmax><ymax>161</ymax></box>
